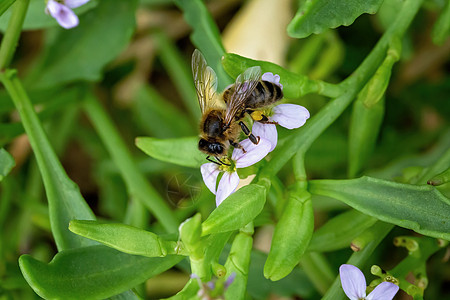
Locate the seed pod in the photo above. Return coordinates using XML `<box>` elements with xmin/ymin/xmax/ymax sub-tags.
<box><xmin>264</xmin><ymin>184</ymin><xmax>313</xmax><ymax>281</ymax></box>
<box><xmin>224</xmin><ymin>224</ymin><xmax>254</xmax><ymax>300</ymax></box>
<box><xmin>348</xmin><ymin>49</ymin><xmax>399</xmax><ymax>177</ymax></box>
<box><xmin>427</xmin><ymin>167</ymin><xmax>450</xmax><ymax>186</ymax></box>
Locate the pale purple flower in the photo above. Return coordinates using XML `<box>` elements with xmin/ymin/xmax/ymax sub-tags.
<box><xmin>200</xmin><ymin>138</ymin><xmax>271</xmax><ymax>206</ymax></box>
<box><xmin>262</xmin><ymin>72</ymin><xmax>283</xmax><ymax>89</ymax></box>
<box><xmin>340</xmin><ymin>264</ymin><xmax>399</xmax><ymax>300</ymax></box>
<box><xmin>45</xmin><ymin>0</ymin><xmax>90</xmax><ymax>29</ymax></box>
<box><xmin>252</xmin><ymin>104</ymin><xmax>310</xmax><ymax>151</ymax></box>
<box><xmin>252</xmin><ymin>73</ymin><xmax>310</xmax><ymax>150</ymax></box>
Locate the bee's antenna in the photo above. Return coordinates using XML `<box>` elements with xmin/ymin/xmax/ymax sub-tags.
<box><xmin>216</xmin><ymin>157</ymin><xmax>231</xmax><ymax>166</ymax></box>
<box><xmin>206</xmin><ymin>156</ymin><xmax>222</xmax><ymax>166</ymax></box>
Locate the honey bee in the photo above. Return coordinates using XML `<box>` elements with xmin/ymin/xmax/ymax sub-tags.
<box><xmin>223</xmin><ymin>74</ymin><xmax>283</xmax><ymax>124</ymax></box>
<box><xmin>192</xmin><ymin>49</ymin><xmax>283</xmax><ymax>164</ymax></box>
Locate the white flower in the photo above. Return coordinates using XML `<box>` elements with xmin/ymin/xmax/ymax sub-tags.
<box><xmin>252</xmin><ymin>103</ymin><xmax>310</xmax><ymax>151</ymax></box>
<box><xmin>339</xmin><ymin>264</ymin><xmax>399</xmax><ymax>300</ymax></box>
<box><xmin>252</xmin><ymin>72</ymin><xmax>310</xmax><ymax>150</ymax></box>
<box><xmin>46</xmin><ymin>0</ymin><xmax>90</xmax><ymax>29</ymax></box>
<box><xmin>262</xmin><ymin>72</ymin><xmax>283</xmax><ymax>89</ymax></box>
<box><xmin>200</xmin><ymin>138</ymin><xmax>271</xmax><ymax>206</ymax></box>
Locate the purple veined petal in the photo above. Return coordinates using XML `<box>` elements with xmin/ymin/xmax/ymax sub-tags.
<box><xmin>339</xmin><ymin>264</ymin><xmax>367</xmax><ymax>300</ymax></box>
<box><xmin>252</xmin><ymin>122</ymin><xmax>277</xmax><ymax>152</ymax></box>
<box><xmin>206</xmin><ymin>281</ymin><xmax>215</xmax><ymax>290</ymax></box>
<box><xmin>232</xmin><ymin>137</ymin><xmax>271</xmax><ymax>168</ymax></box>
<box><xmin>215</xmin><ymin>171</ymin><xmax>239</xmax><ymax>206</ymax></box>
<box><xmin>65</xmin><ymin>0</ymin><xmax>90</xmax><ymax>8</ymax></box>
<box><xmin>46</xmin><ymin>0</ymin><xmax>79</xmax><ymax>29</ymax></box>
<box><xmin>262</xmin><ymin>72</ymin><xmax>283</xmax><ymax>90</ymax></box>
<box><xmin>272</xmin><ymin>104</ymin><xmax>310</xmax><ymax>130</ymax></box>
<box><xmin>200</xmin><ymin>163</ymin><xmax>220</xmax><ymax>195</ymax></box>
<box><xmin>366</xmin><ymin>282</ymin><xmax>399</xmax><ymax>300</ymax></box>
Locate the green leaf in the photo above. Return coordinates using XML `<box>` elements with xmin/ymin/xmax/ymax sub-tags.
<box><xmin>432</xmin><ymin>0</ymin><xmax>450</xmax><ymax>45</ymax></box>
<box><xmin>133</xmin><ymin>86</ymin><xmax>195</xmax><ymax>139</ymax></box>
<box><xmin>83</xmin><ymin>94</ymin><xmax>179</xmax><ymax>233</ymax></box>
<box><xmin>166</xmin><ymin>278</ymin><xmax>199</xmax><ymax>299</ymax></box>
<box><xmin>136</xmin><ymin>136</ymin><xmax>205</xmax><ymax>168</ymax></box>
<box><xmin>0</xmin><ymin>148</ymin><xmax>15</xmax><ymax>181</ymax></box>
<box><xmin>309</xmin><ymin>176</ymin><xmax>450</xmax><ymax>240</ymax></box>
<box><xmin>173</xmin><ymin>0</ymin><xmax>231</xmax><ymax>90</ymax></box>
<box><xmin>308</xmin><ymin>209</ymin><xmax>377</xmax><ymax>252</ymax></box>
<box><xmin>153</xmin><ymin>31</ymin><xmax>200</xmax><ymax>120</ymax></box>
<box><xmin>287</xmin><ymin>0</ymin><xmax>384</xmax><ymax>38</ymax></box>
<box><xmin>69</xmin><ymin>220</ymin><xmax>185</xmax><ymax>258</ymax></box>
<box><xmin>109</xmin><ymin>290</ymin><xmax>142</xmax><ymax>300</ymax></box>
<box><xmin>0</xmin><ymin>70</ymin><xmax>96</xmax><ymax>251</ymax></box>
<box><xmin>222</xmin><ymin>53</ymin><xmax>340</xmax><ymax>99</ymax></box>
<box><xmin>0</xmin><ymin>0</ymin><xmax>15</xmax><ymax>18</ymax></box>
<box><xmin>201</xmin><ymin>184</ymin><xmax>266</xmax><ymax>236</ymax></box>
<box><xmin>0</xmin><ymin>0</ymin><xmax>97</xmax><ymax>31</ymax></box>
<box><xmin>28</xmin><ymin>0</ymin><xmax>137</xmax><ymax>88</ymax></box>
<box><xmin>19</xmin><ymin>245</ymin><xmax>184</xmax><ymax>300</ymax></box>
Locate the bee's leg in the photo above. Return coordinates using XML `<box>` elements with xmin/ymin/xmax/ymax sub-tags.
<box><xmin>229</xmin><ymin>140</ymin><xmax>246</xmax><ymax>153</ymax></box>
<box><xmin>239</xmin><ymin>121</ymin><xmax>260</xmax><ymax>145</ymax></box>
<box><xmin>246</xmin><ymin>109</ymin><xmax>277</xmax><ymax>124</ymax></box>
<box><xmin>257</xmin><ymin>114</ymin><xmax>278</xmax><ymax>124</ymax></box>
<box><xmin>206</xmin><ymin>156</ymin><xmax>222</xmax><ymax>166</ymax></box>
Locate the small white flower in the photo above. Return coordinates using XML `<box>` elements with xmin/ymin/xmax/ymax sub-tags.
<box><xmin>252</xmin><ymin>73</ymin><xmax>310</xmax><ymax>150</ymax></box>
<box><xmin>45</xmin><ymin>0</ymin><xmax>90</xmax><ymax>29</ymax></box>
<box><xmin>252</xmin><ymin>122</ymin><xmax>277</xmax><ymax>152</ymax></box>
<box><xmin>200</xmin><ymin>138</ymin><xmax>271</xmax><ymax>206</ymax></box>
<box><xmin>262</xmin><ymin>72</ymin><xmax>283</xmax><ymax>89</ymax></box>
<box><xmin>339</xmin><ymin>264</ymin><xmax>399</xmax><ymax>300</ymax></box>
<box><xmin>252</xmin><ymin>103</ymin><xmax>310</xmax><ymax>151</ymax></box>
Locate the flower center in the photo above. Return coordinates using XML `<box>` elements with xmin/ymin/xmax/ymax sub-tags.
<box><xmin>218</xmin><ymin>157</ymin><xmax>236</xmax><ymax>173</ymax></box>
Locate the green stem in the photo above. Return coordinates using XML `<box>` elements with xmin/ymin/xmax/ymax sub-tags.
<box><xmin>82</xmin><ymin>94</ymin><xmax>179</xmax><ymax>233</ymax></box>
<box><xmin>293</xmin><ymin>152</ymin><xmax>307</xmax><ymax>183</ymax></box>
<box><xmin>258</xmin><ymin>0</ymin><xmax>423</xmax><ymax>182</ymax></box>
<box><xmin>0</xmin><ymin>0</ymin><xmax>29</xmax><ymax>70</ymax></box>
<box><xmin>315</xmin><ymin>80</ymin><xmax>344</xmax><ymax>98</ymax></box>
<box><xmin>300</xmin><ymin>252</ymin><xmax>335</xmax><ymax>295</ymax></box>
<box><xmin>224</xmin><ymin>222</ymin><xmax>254</xmax><ymax>300</ymax></box>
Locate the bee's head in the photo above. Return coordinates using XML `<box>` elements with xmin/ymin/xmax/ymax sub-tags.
<box><xmin>198</xmin><ymin>138</ymin><xmax>226</xmax><ymax>156</ymax></box>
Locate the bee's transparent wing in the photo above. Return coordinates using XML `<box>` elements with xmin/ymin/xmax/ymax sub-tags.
<box><xmin>224</xmin><ymin>66</ymin><xmax>262</xmax><ymax>126</ymax></box>
<box><xmin>191</xmin><ymin>49</ymin><xmax>223</xmax><ymax>113</ymax></box>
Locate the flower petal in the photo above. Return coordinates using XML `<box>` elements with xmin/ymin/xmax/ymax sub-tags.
<box><xmin>252</xmin><ymin>122</ymin><xmax>277</xmax><ymax>152</ymax></box>
<box><xmin>65</xmin><ymin>0</ymin><xmax>90</xmax><ymax>8</ymax></box>
<box><xmin>225</xmin><ymin>272</ymin><xmax>237</xmax><ymax>289</ymax></box>
<box><xmin>215</xmin><ymin>171</ymin><xmax>239</xmax><ymax>206</ymax></box>
<box><xmin>339</xmin><ymin>264</ymin><xmax>367</xmax><ymax>300</ymax></box>
<box><xmin>232</xmin><ymin>137</ymin><xmax>271</xmax><ymax>168</ymax></box>
<box><xmin>272</xmin><ymin>104</ymin><xmax>310</xmax><ymax>129</ymax></box>
<box><xmin>46</xmin><ymin>0</ymin><xmax>79</xmax><ymax>29</ymax></box>
<box><xmin>366</xmin><ymin>282</ymin><xmax>399</xmax><ymax>300</ymax></box>
<box><xmin>262</xmin><ymin>72</ymin><xmax>283</xmax><ymax>90</ymax></box>
<box><xmin>200</xmin><ymin>163</ymin><xmax>220</xmax><ymax>195</ymax></box>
